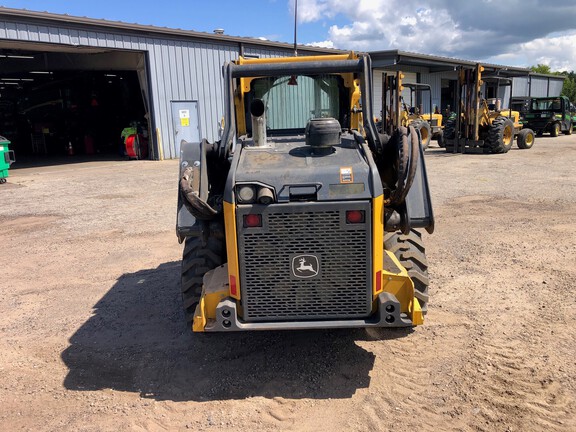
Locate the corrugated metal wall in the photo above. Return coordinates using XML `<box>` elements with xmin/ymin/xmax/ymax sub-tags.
<box><xmin>419</xmin><ymin>73</ymin><xmax>441</xmax><ymax>111</ymax></box>
<box><xmin>512</xmin><ymin>76</ymin><xmax>529</xmax><ymax>97</ymax></box>
<box><xmin>512</xmin><ymin>76</ymin><xmax>565</xmax><ymax>98</ymax></box>
<box><xmin>548</xmin><ymin>79</ymin><xmax>564</xmax><ymax>97</ymax></box>
<box><xmin>0</xmin><ymin>16</ymin><xmax>303</xmax><ymax>159</ymax></box>
<box><xmin>373</xmin><ymin>70</ymin><xmax>383</xmax><ymax>117</ymax></box>
<box><xmin>146</xmin><ymin>39</ymin><xmax>241</xmax><ymax>158</ymax></box>
<box><xmin>529</xmin><ymin>77</ymin><xmax>550</xmax><ymax>98</ymax></box>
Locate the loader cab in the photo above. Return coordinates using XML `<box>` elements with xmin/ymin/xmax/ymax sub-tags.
<box><xmin>229</xmin><ymin>55</ymin><xmax>368</xmax><ymax>146</ymax></box>
<box><xmin>240</xmin><ymin>74</ymin><xmax>352</xmax><ymax>137</ymax></box>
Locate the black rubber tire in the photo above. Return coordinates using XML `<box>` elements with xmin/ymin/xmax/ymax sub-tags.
<box><xmin>442</xmin><ymin>118</ymin><xmax>457</xmax><ymax>152</ymax></box>
<box><xmin>384</xmin><ymin>229</ymin><xmax>430</xmax><ymax>314</ymax></box>
<box><xmin>181</xmin><ymin>235</ymin><xmax>224</xmax><ymax>323</ymax></box>
<box><xmin>436</xmin><ymin>130</ymin><xmax>445</xmax><ymax>148</ymax></box>
<box><xmin>443</xmin><ymin>118</ymin><xmax>456</xmax><ymax>140</ymax></box>
<box><xmin>517</xmin><ymin>128</ymin><xmax>535</xmax><ymax>149</ymax></box>
<box><xmin>487</xmin><ymin>116</ymin><xmax>515</xmax><ymax>153</ymax></box>
<box><xmin>550</xmin><ymin>122</ymin><xmax>560</xmax><ymax>137</ymax></box>
<box><xmin>384</xmin><ymin>126</ymin><xmax>417</xmax><ymax>207</ymax></box>
<box><xmin>564</xmin><ymin>123</ymin><xmax>573</xmax><ymax>135</ymax></box>
<box><xmin>411</xmin><ymin>119</ymin><xmax>431</xmax><ymax>150</ymax></box>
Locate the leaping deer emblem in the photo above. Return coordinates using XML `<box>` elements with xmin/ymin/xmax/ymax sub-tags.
<box><xmin>297</xmin><ymin>257</ymin><xmax>315</xmax><ymax>273</ymax></box>
<box><xmin>292</xmin><ymin>255</ymin><xmax>319</xmax><ymax>278</ymax></box>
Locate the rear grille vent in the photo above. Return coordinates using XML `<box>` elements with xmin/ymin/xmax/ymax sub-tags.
<box><xmin>237</xmin><ymin>202</ymin><xmax>372</xmax><ymax>321</ymax></box>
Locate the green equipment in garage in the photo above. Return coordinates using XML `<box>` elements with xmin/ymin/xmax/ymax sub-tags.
<box><xmin>0</xmin><ymin>136</ymin><xmax>16</xmax><ymax>184</ymax></box>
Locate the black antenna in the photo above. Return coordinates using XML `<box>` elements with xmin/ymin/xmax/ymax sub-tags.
<box><xmin>293</xmin><ymin>0</ymin><xmax>298</xmax><ymax>56</ymax></box>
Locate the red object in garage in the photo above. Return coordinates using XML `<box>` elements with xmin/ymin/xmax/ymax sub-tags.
<box><xmin>124</xmin><ymin>134</ymin><xmax>148</xmax><ymax>160</ymax></box>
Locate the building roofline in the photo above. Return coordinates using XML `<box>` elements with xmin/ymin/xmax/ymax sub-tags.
<box><xmin>368</xmin><ymin>49</ymin><xmax>531</xmax><ymax>75</ymax></box>
<box><xmin>528</xmin><ymin>72</ymin><xmax>566</xmax><ymax>80</ymax></box>
<box><xmin>370</xmin><ymin>49</ymin><xmax>476</xmax><ymax>66</ymax></box>
<box><xmin>0</xmin><ymin>6</ymin><xmax>341</xmax><ymax>54</ymax></box>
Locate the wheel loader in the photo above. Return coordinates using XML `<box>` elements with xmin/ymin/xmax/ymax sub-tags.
<box><xmin>443</xmin><ymin>64</ymin><xmax>535</xmax><ymax>154</ymax></box>
<box><xmin>176</xmin><ymin>52</ymin><xmax>434</xmax><ymax>332</ymax></box>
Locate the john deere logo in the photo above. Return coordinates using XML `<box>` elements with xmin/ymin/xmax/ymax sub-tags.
<box><xmin>292</xmin><ymin>254</ymin><xmax>319</xmax><ymax>278</ymax></box>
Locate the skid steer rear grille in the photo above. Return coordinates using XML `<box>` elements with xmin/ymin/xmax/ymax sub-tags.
<box><xmin>237</xmin><ymin>202</ymin><xmax>372</xmax><ymax>321</ymax></box>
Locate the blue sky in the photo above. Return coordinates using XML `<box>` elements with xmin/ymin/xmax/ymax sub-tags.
<box><xmin>2</xmin><ymin>0</ymin><xmax>576</xmax><ymax>70</ymax></box>
<box><xmin>0</xmin><ymin>0</ymin><xmax>340</xmax><ymax>45</ymax></box>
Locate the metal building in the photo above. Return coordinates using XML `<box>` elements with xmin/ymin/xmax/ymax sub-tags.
<box><xmin>0</xmin><ymin>8</ymin><xmax>567</xmax><ymax>162</ymax></box>
<box><xmin>0</xmin><ymin>7</ymin><xmax>333</xmax><ymax>161</ymax></box>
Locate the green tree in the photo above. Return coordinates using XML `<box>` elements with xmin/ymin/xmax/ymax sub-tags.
<box><xmin>530</xmin><ymin>64</ymin><xmax>553</xmax><ymax>74</ymax></box>
<box><xmin>561</xmin><ymin>76</ymin><xmax>576</xmax><ymax>103</ymax></box>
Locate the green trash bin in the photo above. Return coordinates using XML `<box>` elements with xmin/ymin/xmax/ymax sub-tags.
<box><xmin>0</xmin><ymin>136</ymin><xmax>16</xmax><ymax>184</ymax></box>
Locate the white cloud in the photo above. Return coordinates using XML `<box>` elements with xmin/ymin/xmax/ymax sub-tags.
<box><xmin>479</xmin><ymin>32</ymin><xmax>576</xmax><ymax>71</ymax></box>
<box><xmin>296</xmin><ymin>0</ymin><xmax>576</xmax><ymax>70</ymax></box>
<box><xmin>519</xmin><ymin>33</ymin><xmax>576</xmax><ymax>71</ymax></box>
<box><xmin>306</xmin><ymin>39</ymin><xmax>334</xmax><ymax>48</ymax></box>
<box><xmin>289</xmin><ymin>0</ymin><xmax>331</xmax><ymax>23</ymax></box>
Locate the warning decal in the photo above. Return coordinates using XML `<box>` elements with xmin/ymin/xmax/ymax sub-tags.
<box><xmin>340</xmin><ymin>167</ymin><xmax>353</xmax><ymax>183</ymax></box>
<box><xmin>179</xmin><ymin>109</ymin><xmax>190</xmax><ymax>127</ymax></box>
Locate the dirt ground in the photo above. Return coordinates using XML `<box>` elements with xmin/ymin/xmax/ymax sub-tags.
<box><xmin>1</xmin><ymin>134</ymin><xmax>575</xmax><ymax>432</ymax></box>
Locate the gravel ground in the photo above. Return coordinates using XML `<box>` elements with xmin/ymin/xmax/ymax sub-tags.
<box><xmin>1</xmin><ymin>134</ymin><xmax>575</xmax><ymax>431</ymax></box>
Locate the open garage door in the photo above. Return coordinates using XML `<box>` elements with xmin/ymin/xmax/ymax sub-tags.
<box><xmin>0</xmin><ymin>43</ymin><xmax>153</xmax><ymax>165</ymax></box>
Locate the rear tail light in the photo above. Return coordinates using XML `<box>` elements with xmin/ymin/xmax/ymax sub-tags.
<box><xmin>243</xmin><ymin>214</ymin><xmax>262</xmax><ymax>227</ymax></box>
<box><xmin>230</xmin><ymin>275</ymin><xmax>238</xmax><ymax>297</ymax></box>
<box><xmin>376</xmin><ymin>270</ymin><xmax>382</xmax><ymax>293</ymax></box>
<box><xmin>346</xmin><ymin>210</ymin><xmax>365</xmax><ymax>224</ymax></box>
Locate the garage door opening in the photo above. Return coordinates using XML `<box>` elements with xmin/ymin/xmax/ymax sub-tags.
<box><xmin>0</xmin><ymin>46</ymin><xmax>153</xmax><ymax>167</ymax></box>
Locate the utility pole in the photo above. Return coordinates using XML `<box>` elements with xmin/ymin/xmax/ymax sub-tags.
<box><xmin>293</xmin><ymin>0</ymin><xmax>298</xmax><ymax>56</ymax></box>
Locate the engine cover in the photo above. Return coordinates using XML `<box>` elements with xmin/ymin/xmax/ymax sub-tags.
<box><xmin>229</xmin><ymin>132</ymin><xmax>379</xmax><ymax>203</ymax></box>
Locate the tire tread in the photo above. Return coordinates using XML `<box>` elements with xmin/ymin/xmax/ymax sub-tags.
<box><xmin>181</xmin><ymin>236</ymin><xmax>224</xmax><ymax>322</ymax></box>
<box><xmin>384</xmin><ymin>230</ymin><xmax>430</xmax><ymax>313</ymax></box>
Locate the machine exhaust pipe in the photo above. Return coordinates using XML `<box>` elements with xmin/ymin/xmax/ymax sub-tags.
<box><xmin>250</xmin><ymin>98</ymin><xmax>267</xmax><ymax>147</ymax></box>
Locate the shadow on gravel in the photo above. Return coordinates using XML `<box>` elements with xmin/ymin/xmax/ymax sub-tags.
<box><xmin>422</xmin><ymin>148</ymin><xmax>463</xmax><ymax>158</ymax></box>
<box><xmin>424</xmin><ymin>146</ymin><xmax>527</xmax><ymax>158</ymax></box>
<box><xmin>62</xmin><ymin>262</ymin><xmax>411</xmax><ymax>402</ymax></box>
